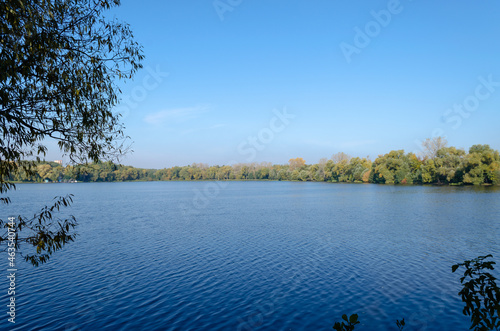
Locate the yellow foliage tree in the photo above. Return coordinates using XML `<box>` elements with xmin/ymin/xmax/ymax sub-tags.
<box><xmin>289</xmin><ymin>157</ymin><xmax>306</xmax><ymax>171</ymax></box>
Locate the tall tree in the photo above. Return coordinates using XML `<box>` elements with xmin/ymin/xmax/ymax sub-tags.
<box><xmin>0</xmin><ymin>0</ymin><xmax>144</xmax><ymax>265</ymax></box>
<box><xmin>331</xmin><ymin>152</ymin><xmax>351</xmax><ymax>164</ymax></box>
<box><xmin>422</xmin><ymin>136</ymin><xmax>448</xmax><ymax>159</ymax></box>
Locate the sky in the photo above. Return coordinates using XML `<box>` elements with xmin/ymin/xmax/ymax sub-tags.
<box><xmin>50</xmin><ymin>0</ymin><xmax>500</xmax><ymax>169</ymax></box>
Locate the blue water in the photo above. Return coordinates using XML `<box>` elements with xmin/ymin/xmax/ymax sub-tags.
<box><xmin>1</xmin><ymin>182</ymin><xmax>500</xmax><ymax>330</ymax></box>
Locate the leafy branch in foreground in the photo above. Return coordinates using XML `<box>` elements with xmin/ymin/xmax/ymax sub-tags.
<box><xmin>452</xmin><ymin>254</ymin><xmax>500</xmax><ymax>331</ymax></box>
<box><xmin>1</xmin><ymin>195</ymin><xmax>77</xmax><ymax>267</ymax></box>
<box><xmin>333</xmin><ymin>254</ymin><xmax>500</xmax><ymax>330</ymax></box>
<box><xmin>333</xmin><ymin>314</ymin><xmax>360</xmax><ymax>331</ymax></box>
<box><xmin>396</xmin><ymin>318</ymin><xmax>405</xmax><ymax>330</ymax></box>
<box><xmin>1</xmin><ymin>0</ymin><xmax>143</xmax><ymax>266</ymax></box>
<box><xmin>332</xmin><ymin>314</ymin><xmax>404</xmax><ymax>330</ymax></box>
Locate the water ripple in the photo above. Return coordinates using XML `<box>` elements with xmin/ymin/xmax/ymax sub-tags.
<box><xmin>2</xmin><ymin>182</ymin><xmax>498</xmax><ymax>330</ymax></box>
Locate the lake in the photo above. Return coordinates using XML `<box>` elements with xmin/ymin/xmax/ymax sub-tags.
<box><xmin>2</xmin><ymin>181</ymin><xmax>500</xmax><ymax>330</ymax></box>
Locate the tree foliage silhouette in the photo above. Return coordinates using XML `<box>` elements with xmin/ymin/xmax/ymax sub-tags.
<box><xmin>1</xmin><ymin>0</ymin><xmax>144</xmax><ymax>265</ymax></box>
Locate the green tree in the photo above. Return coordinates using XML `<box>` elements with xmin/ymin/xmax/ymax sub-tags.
<box><xmin>371</xmin><ymin>151</ymin><xmax>421</xmax><ymax>184</ymax></box>
<box><xmin>333</xmin><ymin>158</ymin><xmax>351</xmax><ymax>182</ymax></box>
<box><xmin>298</xmin><ymin>169</ymin><xmax>310</xmax><ymax>181</ymax></box>
<box><xmin>48</xmin><ymin>166</ymin><xmax>63</xmax><ymax>182</ymax></box>
<box><xmin>0</xmin><ymin>0</ymin><xmax>143</xmax><ymax>265</ymax></box>
<box><xmin>349</xmin><ymin>157</ymin><xmax>371</xmax><ymax>183</ymax></box>
<box><xmin>421</xmin><ymin>159</ymin><xmax>437</xmax><ymax>184</ymax></box>
<box><xmin>463</xmin><ymin>145</ymin><xmax>500</xmax><ymax>185</ymax></box>
<box><xmin>63</xmin><ymin>165</ymin><xmax>77</xmax><ymax>181</ymax></box>
<box><xmin>36</xmin><ymin>164</ymin><xmax>52</xmax><ymax>181</ymax></box>
<box><xmin>371</xmin><ymin>150</ymin><xmax>404</xmax><ymax>184</ymax></box>
<box><xmin>179</xmin><ymin>167</ymin><xmax>192</xmax><ymax>180</ymax></box>
<box><xmin>434</xmin><ymin>147</ymin><xmax>466</xmax><ymax>184</ymax></box>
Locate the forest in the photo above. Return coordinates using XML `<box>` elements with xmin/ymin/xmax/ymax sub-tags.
<box><xmin>8</xmin><ymin>141</ymin><xmax>500</xmax><ymax>186</ymax></box>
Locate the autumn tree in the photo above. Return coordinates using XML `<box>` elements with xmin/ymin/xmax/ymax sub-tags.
<box><xmin>0</xmin><ymin>0</ymin><xmax>144</xmax><ymax>265</ymax></box>
<box><xmin>288</xmin><ymin>157</ymin><xmax>306</xmax><ymax>171</ymax></box>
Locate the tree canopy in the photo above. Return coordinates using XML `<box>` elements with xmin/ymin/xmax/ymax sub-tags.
<box><xmin>0</xmin><ymin>0</ymin><xmax>143</xmax><ymax>193</ymax></box>
<box><xmin>0</xmin><ymin>0</ymin><xmax>144</xmax><ymax>265</ymax></box>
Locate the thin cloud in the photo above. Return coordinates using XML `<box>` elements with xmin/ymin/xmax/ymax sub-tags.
<box><xmin>143</xmin><ymin>106</ymin><xmax>208</xmax><ymax>125</ymax></box>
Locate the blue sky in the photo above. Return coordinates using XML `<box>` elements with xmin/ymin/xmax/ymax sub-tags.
<box><xmin>53</xmin><ymin>1</ymin><xmax>500</xmax><ymax>168</ymax></box>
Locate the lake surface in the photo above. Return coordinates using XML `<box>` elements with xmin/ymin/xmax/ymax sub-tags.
<box><xmin>2</xmin><ymin>181</ymin><xmax>500</xmax><ymax>330</ymax></box>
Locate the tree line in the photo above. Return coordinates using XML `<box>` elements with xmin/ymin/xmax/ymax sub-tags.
<box><xmin>10</xmin><ymin>140</ymin><xmax>500</xmax><ymax>186</ymax></box>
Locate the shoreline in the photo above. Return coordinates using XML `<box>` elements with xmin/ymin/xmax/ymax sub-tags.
<box><xmin>9</xmin><ymin>179</ymin><xmax>499</xmax><ymax>187</ymax></box>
